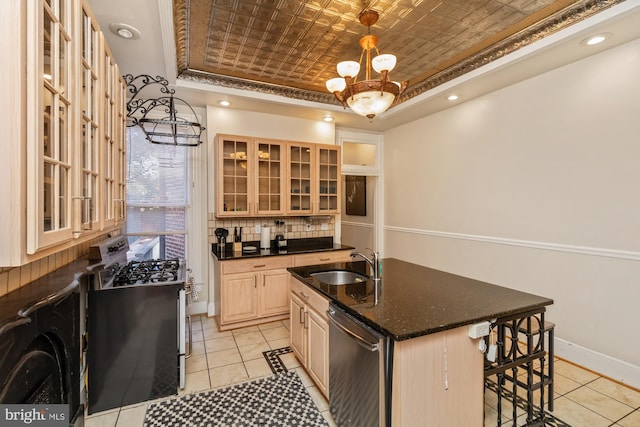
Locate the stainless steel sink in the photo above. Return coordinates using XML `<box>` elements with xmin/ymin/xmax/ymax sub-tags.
<box><xmin>310</xmin><ymin>270</ymin><xmax>368</xmax><ymax>285</ymax></box>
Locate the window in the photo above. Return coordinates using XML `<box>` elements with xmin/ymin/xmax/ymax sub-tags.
<box><xmin>125</xmin><ymin>127</ymin><xmax>189</xmax><ymax>261</ymax></box>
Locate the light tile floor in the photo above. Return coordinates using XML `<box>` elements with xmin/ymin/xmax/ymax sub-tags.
<box><xmin>85</xmin><ymin>315</ymin><xmax>640</xmax><ymax>427</ymax></box>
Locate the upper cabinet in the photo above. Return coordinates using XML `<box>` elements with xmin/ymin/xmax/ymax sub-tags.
<box><xmin>287</xmin><ymin>142</ymin><xmax>313</xmax><ymax>215</ymax></box>
<box><xmin>214</xmin><ymin>134</ymin><xmax>340</xmax><ymax>218</ymax></box>
<box><xmin>215</xmin><ymin>134</ymin><xmax>253</xmax><ymax>216</ymax></box>
<box><xmin>315</xmin><ymin>145</ymin><xmax>340</xmax><ymax>214</ymax></box>
<box><xmin>255</xmin><ymin>138</ymin><xmax>286</xmax><ymax>216</ymax></box>
<box><xmin>0</xmin><ymin>0</ymin><xmax>126</xmax><ymax>266</ymax></box>
<box><xmin>286</xmin><ymin>142</ymin><xmax>340</xmax><ymax>215</ymax></box>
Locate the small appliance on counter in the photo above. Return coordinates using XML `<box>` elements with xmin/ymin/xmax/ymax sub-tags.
<box><xmin>214</xmin><ymin>227</ymin><xmax>229</xmax><ymax>255</ymax></box>
<box><xmin>275</xmin><ymin>233</ymin><xmax>287</xmax><ymax>251</ymax></box>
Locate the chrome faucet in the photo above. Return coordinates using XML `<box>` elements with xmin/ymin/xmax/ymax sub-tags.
<box><xmin>351</xmin><ymin>249</ymin><xmax>381</xmax><ymax>282</ymax></box>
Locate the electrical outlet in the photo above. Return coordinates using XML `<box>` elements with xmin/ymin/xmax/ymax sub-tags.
<box><xmin>255</xmin><ymin>225</ymin><xmax>261</xmax><ymax>233</ymax></box>
<box><xmin>468</xmin><ymin>321</ymin><xmax>491</xmax><ymax>339</ymax></box>
<box><xmin>321</xmin><ymin>223</ymin><xmax>328</xmax><ymax>231</ymax></box>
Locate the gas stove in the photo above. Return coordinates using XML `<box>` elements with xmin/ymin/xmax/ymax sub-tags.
<box><xmin>113</xmin><ymin>258</ymin><xmax>183</xmax><ymax>287</ymax></box>
<box><xmin>86</xmin><ymin>236</ymin><xmax>188</xmax><ymax>414</ymax></box>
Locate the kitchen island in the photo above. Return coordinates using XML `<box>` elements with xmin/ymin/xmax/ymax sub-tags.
<box><xmin>288</xmin><ymin>258</ymin><xmax>554</xmax><ymax>426</ymax></box>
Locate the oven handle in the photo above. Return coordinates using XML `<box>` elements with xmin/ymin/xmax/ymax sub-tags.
<box><xmin>18</xmin><ymin>272</ymin><xmax>84</xmax><ymax>317</ymax></box>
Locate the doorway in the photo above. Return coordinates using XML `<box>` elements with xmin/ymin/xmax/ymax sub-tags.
<box><xmin>337</xmin><ymin>131</ymin><xmax>383</xmax><ymax>254</ymax></box>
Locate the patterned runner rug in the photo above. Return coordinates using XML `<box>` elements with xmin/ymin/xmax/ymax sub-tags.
<box><xmin>143</xmin><ymin>370</ymin><xmax>328</xmax><ymax>427</ymax></box>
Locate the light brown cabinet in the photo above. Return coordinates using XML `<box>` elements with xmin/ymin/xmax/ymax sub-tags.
<box><xmin>220</xmin><ymin>269</ymin><xmax>290</xmax><ymax>325</ymax></box>
<box><xmin>293</xmin><ymin>250</ymin><xmax>352</xmax><ymax>266</ymax></box>
<box><xmin>290</xmin><ymin>276</ymin><xmax>330</xmax><ymax>398</ymax></box>
<box><xmin>1</xmin><ymin>0</ymin><xmax>126</xmax><ymax>266</ymax></box>
<box><xmin>215</xmin><ymin>256</ymin><xmax>293</xmax><ymax>330</ymax></box>
<box><xmin>286</xmin><ymin>142</ymin><xmax>341</xmax><ymax>215</ymax></box>
<box><xmin>215</xmin><ymin>134</ymin><xmax>252</xmax><ymax>216</ymax></box>
<box><xmin>215</xmin><ymin>135</ymin><xmax>286</xmax><ymax>217</ymax></box>
<box><xmin>214</xmin><ymin>250</ymin><xmax>351</xmax><ymax>332</ymax></box>
<box><xmin>255</xmin><ymin>138</ymin><xmax>286</xmax><ymax>215</ymax></box>
<box><xmin>214</xmin><ymin>134</ymin><xmax>341</xmax><ymax>217</ymax></box>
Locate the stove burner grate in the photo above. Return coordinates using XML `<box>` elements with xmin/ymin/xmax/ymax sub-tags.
<box><xmin>112</xmin><ymin>259</ymin><xmax>181</xmax><ymax>286</ymax></box>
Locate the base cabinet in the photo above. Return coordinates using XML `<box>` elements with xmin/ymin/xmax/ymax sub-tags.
<box><xmin>220</xmin><ymin>272</ymin><xmax>258</xmax><ymax>324</ymax></box>
<box><xmin>221</xmin><ymin>269</ymin><xmax>291</xmax><ymax>325</ymax></box>
<box><xmin>214</xmin><ymin>250</ymin><xmax>351</xmax><ymax>331</ymax></box>
<box><xmin>215</xmin><ymin>256</ymin><xmax>293</xmax><ymax>330</ymax></box>
<box><xmin>290</xmin><ymin>276</ymin><xmax>329</xmax><ymax>398</ymax></box>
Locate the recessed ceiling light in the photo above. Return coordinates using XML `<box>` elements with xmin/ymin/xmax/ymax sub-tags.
<box><xmin>447</xmin><ymin>94</ymin><xmax>459</xmax><ymax>101</ymax></box>
<box><xmin>581</xmin><ymin>33</ymin><xmax>611</xmax><ymax>46</ymax></box>
<box><xmin>109</xmin><ymin>23</ymin><xmax>141</xmax><ymax>40</ymax></box>
<box><xmin>323</xmin><ymin>116</ymin><xmax>334</xmax><ymax>122</ymax></box>
<box><xmin>218</xmin><ymin>100</ymin><xmax>231</xmax><ymax>107</ymax></box>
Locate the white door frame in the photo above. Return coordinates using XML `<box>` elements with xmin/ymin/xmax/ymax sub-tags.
<box><xmin>336</xmin><ymin>129</ymin><xmax>384</xmax><ymax>255</ymax></box>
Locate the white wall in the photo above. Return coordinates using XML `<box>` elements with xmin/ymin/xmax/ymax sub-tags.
<box><xmin>341</xmin><ymin>176</ymin><xmax>376</xmax><ymax>252</ymax></box>
<box><xmin>383</xmin><ymin>38</ymin><xmax>640</xmax><ymax>387</ymax></box>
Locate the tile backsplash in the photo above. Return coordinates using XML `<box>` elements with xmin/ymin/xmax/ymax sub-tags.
<box><xmin>207</xmin><ymin>215</ymin><xmax>335</xmax><ymax>244</ymax></box>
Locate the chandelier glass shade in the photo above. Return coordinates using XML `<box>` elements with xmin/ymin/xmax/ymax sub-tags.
<box><xmin>326</xmin><ymin>10</ymin><xmax>408</xmax><ymax>120</ymax></box>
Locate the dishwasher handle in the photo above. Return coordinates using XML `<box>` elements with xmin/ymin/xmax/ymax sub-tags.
<box><xmin>327</xmin><ymin>308</ymin><xmax>379</xmax><ymax>352</ymax></box>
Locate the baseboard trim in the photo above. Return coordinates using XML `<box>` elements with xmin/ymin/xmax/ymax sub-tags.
<box><xmin>385</xmin><ymin>226</ymin><xmax>640</xmax><ymax>261</ymax></box>
<box><xmin>555</xmin><ymin>337</ymin><xmax>640</xmax><ymax>389</ymax></box>
<box><xmin>187</xmin><ymin>300</ymin><xmax>207</xmax><ymax>315</ymax></box>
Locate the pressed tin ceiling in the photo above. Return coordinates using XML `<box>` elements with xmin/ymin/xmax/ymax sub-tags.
<box><xmin>174</xmin><ymin>0</ymin><xmax>624</xmax><ymax>106</ymax></box>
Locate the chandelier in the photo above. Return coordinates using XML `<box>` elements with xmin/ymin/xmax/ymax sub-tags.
<box><xmin>125</xmin><ymin>74</ymin><xmax>205</xmax><ymax>146</ymax></box>
<box><xmin>325</xmin><ymin>10</ymin><xmax>408</xmax><ymax>121</ymax></box>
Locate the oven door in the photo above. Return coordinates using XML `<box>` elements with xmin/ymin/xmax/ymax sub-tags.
<box><xmin>88</xmin><ymin>282</ymin><xmax>182</xmax><ymax>414</ymax></box>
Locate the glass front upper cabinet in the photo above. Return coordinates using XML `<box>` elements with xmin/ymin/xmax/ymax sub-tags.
<box><xmin>216</xmin><ymin>135</ymin><xmax>252</xmax><ymax>215</ymax></box>
<box><xmin>255</xmin><ymin>139</ymin><xmax>285</xmax><ymax>215</ymax></box>
<box><xmin>287</xmin><ymin>143</ymin><xmax>313</xmax><ymax>214</ymax></box>
<box><xmin>79</xmin><ymin>6</ymin><xmax>100</xmax><ymax>232</ymax></box>
<box><xmin>28</xmin><ymin>0</ymin><xmax>74</xmax><ymax>253</ymax></box>
<box><xmin>317</xmin><ymin>146</ymin><xmax>340</xmax><ymax>213</ymax></box>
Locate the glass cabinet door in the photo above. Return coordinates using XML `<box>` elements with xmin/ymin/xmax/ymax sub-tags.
<box><xmin>317</xmin><ymin>146</ymin><xmax>340</xmax><ymax>213</ymax></box>
<box><xmin>256</xmin><ymin>139</ymin><xmax>285</xmax><ymax>215</ymax></box>
<box><xmin>28</xmin><ymin>0</ymin><xmax>75</xmax><ymax>253</ymax></box>
<box><xmin>103</xmin><ymin>45</ymin><xmax>116</xmax><ymax>225</ymax></box>
<box><xmin>115</xmin><ymin>71</ymin><xmax>127</xmax><ymax>223</ymax></box>
<box><xmin>217</xmin><ymin>136</ymin><xmax>251</xmax><ymax>215</ymax></box>
<box><xmin>79</xmin><ymin>7</ymin><xmax>100</xmax><ymax>231</ymax></box>
<box><xmin>288</xmin><ymin>143</ymin><xmax>313</xmax><ymax>214</ymax></box>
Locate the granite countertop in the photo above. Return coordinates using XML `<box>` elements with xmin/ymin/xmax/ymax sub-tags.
<box><xmin>288</xmin><ymin>258</ymin><xmax>553</xmax><ymax>341</ymax></box>
<box><xmin>211</xmin><ymin>237</ymin><xmax>354</xmax><ymax>261</ymax></box>
<box><xmin>0</xmin><ymin>258</ymin><xmax>90</xmax><ymax>329</ymax></box>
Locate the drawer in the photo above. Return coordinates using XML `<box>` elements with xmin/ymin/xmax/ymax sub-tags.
<box><xmin>293</xmin><ymin>250</ymin><xmax>352</xmax><ymax>267</ymax></box>
<box><xmin>290</xmin><ymin>277</ymin><xmax>329</xmax><ymax>318</ymax></box>
<box><xmin>222</xmin><ymin>255</ymin><xmax>293</xmax><ymax>274</ymax></box>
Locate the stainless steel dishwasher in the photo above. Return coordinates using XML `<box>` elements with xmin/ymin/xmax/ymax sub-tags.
<box><xmin>328</xmin><ymin>303</ymin><xmax>393</xmax><ymax>427</ymax></box>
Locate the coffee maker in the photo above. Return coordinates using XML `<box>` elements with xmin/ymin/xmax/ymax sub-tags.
<box><xmin>275</xmin><ymin>233</ymin><xmax>287</xmax><ymax>251</ymax></box>
<box><xmin>214</xmin><ymin>228</ymin><xmax>229</xmax><ymax>254</ymax></box>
